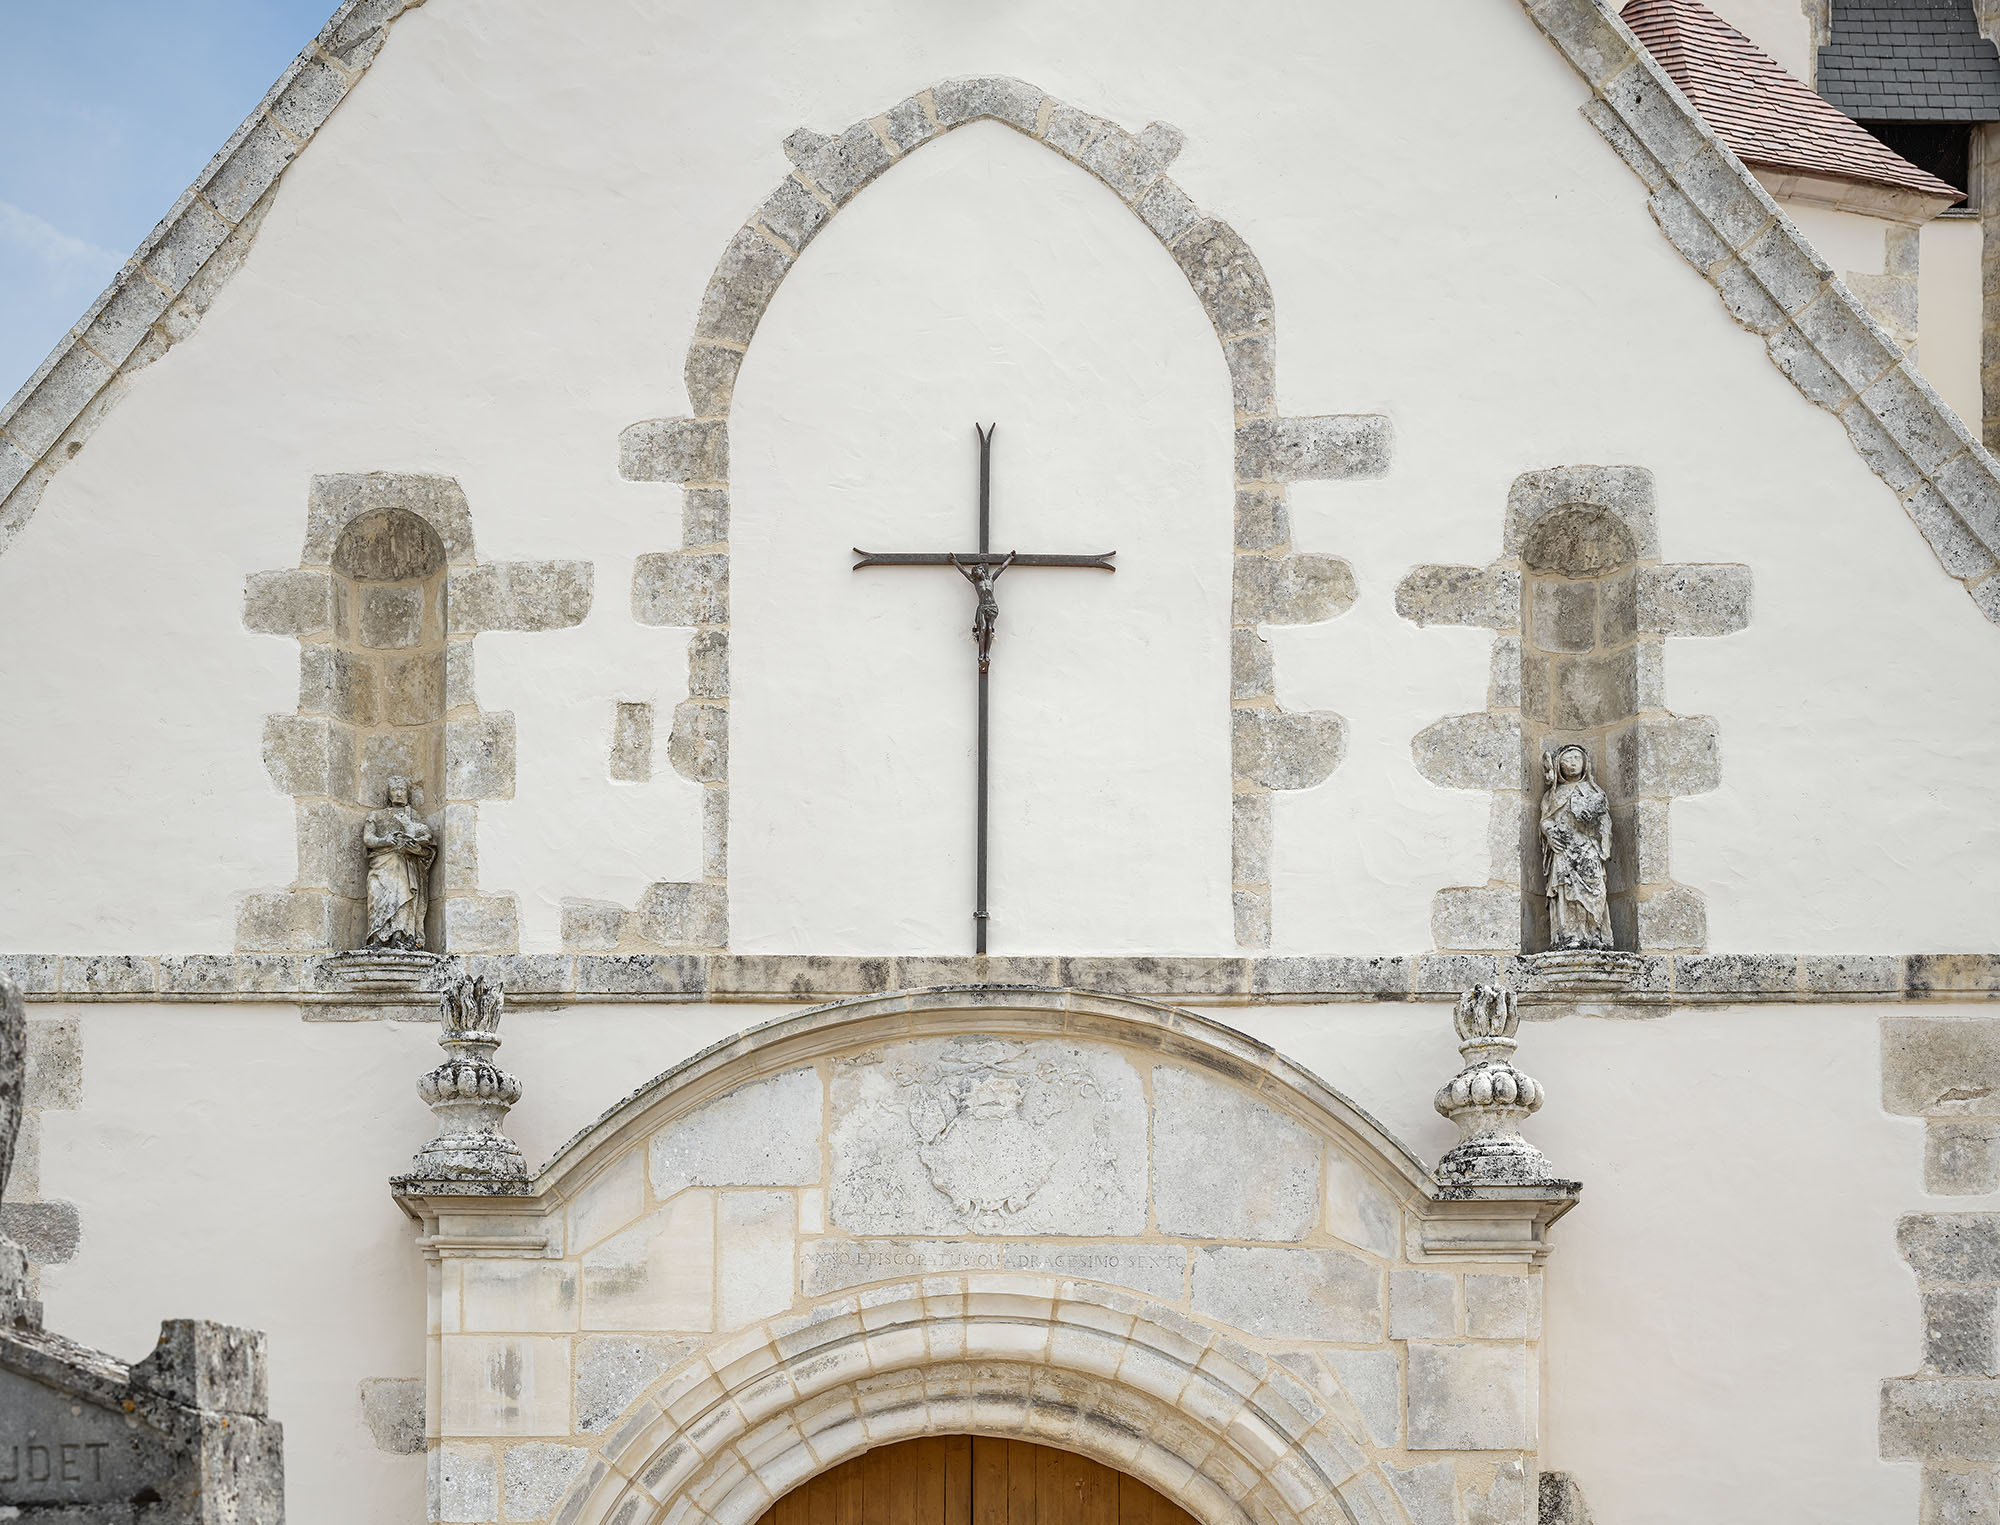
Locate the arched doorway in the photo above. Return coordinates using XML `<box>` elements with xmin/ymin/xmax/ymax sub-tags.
<box><xmin>759</xmin><ymin>1437</ymin><xmax>1200</xmax><ymax>1525</ymax></box>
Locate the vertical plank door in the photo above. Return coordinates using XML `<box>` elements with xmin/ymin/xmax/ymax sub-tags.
<box><xmin>753</xmin><ymin>1436</ymin><xmax>1200</xmax><ymax>1525</ymax></box>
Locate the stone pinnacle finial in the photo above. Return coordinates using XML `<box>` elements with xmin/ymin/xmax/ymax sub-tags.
<box><xmin>404</xmin><ymin>963</ymin><xmax>527</xmax><ymax>1184</ymax></box>
<box><xmin>1433</xmin><ymin>983</ymin><xmax>1560</xmax><ymax>1188</ymax></box>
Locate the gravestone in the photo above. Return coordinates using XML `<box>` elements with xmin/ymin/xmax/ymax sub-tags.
<box><xmin>0</xmin><ymin>975</ymin><xmax>285</xmax><ymax>1521</ymax></box>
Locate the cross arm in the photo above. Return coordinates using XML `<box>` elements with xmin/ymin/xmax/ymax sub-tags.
<box><xmin>852</xmin><ymin>550</ymin><xmax>1116</xmax><ymax>570</ymax></box>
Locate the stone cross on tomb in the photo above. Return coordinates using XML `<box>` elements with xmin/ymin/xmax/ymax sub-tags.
<box><xmin>853</xmin><ymin>424</ymin><xmax>1116</xmax><ymax>953</ymax></box>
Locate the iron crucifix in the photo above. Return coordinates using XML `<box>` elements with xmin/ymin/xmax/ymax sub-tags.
<box><xmin>853</xmin><ymin>423</ymin><xmax>1116</xmax><ymax>953</ymax></box>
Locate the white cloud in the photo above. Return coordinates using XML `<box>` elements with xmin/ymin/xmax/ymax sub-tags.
<box><xmin>0</xmin><ymin>200</ymin><xmax>122</xmax><ymax>277</ymax></box>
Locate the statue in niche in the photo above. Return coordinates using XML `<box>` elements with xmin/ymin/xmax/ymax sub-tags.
<box><xmin>1541</xmin><ymin>743</ymin><xmax>1612</xmax><ymax>950</ymax></box>
<box><xmin>362</xmin><ymin>776</ymin><xmax>437</xmax><ymax>950</ymax></box>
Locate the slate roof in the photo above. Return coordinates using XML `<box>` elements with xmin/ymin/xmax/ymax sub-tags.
<box><xmin>1818</xmin><ymin>0</ymin><xmax>2000</xmax><ymax>121</ymax></box>
<box><xmin>1623</xmin><ymin>0</ymin><xmax>1963</xmax><ymax>196</ymax></box>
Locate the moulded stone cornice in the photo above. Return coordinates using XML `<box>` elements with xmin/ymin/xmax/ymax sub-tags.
<box><xmin>4</xmin><ymin>953</ymin><xmax>1995</xmax><ymax>1009</ymax></box>
<box><xmin>1519</xmin><ymin>0</ymin><xmax>2000</xmax><ymax>626</ymax></box>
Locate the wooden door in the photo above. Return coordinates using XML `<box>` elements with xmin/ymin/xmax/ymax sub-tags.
<box><xmin>756</xmin><ymin>1437</ymin><xmax>1201</xmax><ymax>1525</ymax></box>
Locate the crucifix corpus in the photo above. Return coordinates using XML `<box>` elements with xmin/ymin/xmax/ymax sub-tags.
<box><xmin>853</xmin><ymin>423</ymin><xmax>1116</xmax><ymax>953</ymax></box>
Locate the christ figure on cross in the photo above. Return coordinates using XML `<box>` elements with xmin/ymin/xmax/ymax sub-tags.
<box><xmin>853</xmin><ymin>424</ymin><xmax>1115</xmax><ymax>952</ymax></box>
<box><xmin>952</xmin><ymin>550</ymin><xmax>1015</xmax><ymax>672</ymax></box>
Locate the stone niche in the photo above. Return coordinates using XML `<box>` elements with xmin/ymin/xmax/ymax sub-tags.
<box><xmin>1518</xmin><ymin>500</ymin><xmax>1645</xmax><ymax>952</ymax></box>
<box><xmin>327</xmin><ymin>506</ymin><xmax>449</xmax><ymax>949</ymax></box>
<box><xmin>395</xmin><ymin>990</ymin><xmax>1575</xmax><ymax>1525</ymax></box>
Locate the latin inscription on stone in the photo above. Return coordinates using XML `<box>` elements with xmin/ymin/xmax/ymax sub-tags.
<box><xmin>828</xmin><ymin>1037</ymin><xmax>1147</xmax><ymax>1236</ymax></box>
<box><xmin>0</xmin><ymin>1366</ymin><xmax>175</xmax><ymax>1507</ymax></box>
<box><xmin>801</xmin><ymin>1239</ymin><xmax>1186</xmax><ymax>1301</ymax></box>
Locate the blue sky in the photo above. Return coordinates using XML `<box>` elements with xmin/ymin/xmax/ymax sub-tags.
<box><xmin>1</xmin><ymin>0</ymin><xmax>334</xmax><ymax>403</ymax></box>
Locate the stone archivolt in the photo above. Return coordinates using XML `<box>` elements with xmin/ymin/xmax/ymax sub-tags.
<box><xmin>395</xmin><ymin>988</ymin><xmax>1573</xmax><ymax>1525</ymax></box>
<box><xmin>613</xmin><ymin>78</ymin><xmax>1393</xmax><ymax>957</ymax></box>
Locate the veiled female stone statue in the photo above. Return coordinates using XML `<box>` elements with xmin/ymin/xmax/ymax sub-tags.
<box><xmin>1541</xmin><ymin>743</ymin><xmax>1612</xmax><ymax>950</ymax></box>
<box><xmin>362</xmin><ymin>777</ymin><xmax>437</xmax><ymax>950</ymax></box>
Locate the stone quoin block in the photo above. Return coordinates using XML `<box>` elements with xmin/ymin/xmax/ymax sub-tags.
<box><xmin>242</xmin><ymin>568</ymin><xmax>334</xmax><ymax>635</ymax></box>
<box><xmin>1394</xmin><ymin>565</ymin><xmax>1519</xmax><ymax>629</ymax></box>
<box><xmin>443</xmin><ymin>895</ymin><xmax>518</xmax><ymax>954</ymax></box>
<box><xmin>1</xmin><ymin>1200</ymin><xmax>79</xmax><ymax>1264</ymax></box>
<box><xmin>1881</xmin><ymin>1377</ymin><xmax>2000</xmax><ymax>1461</ymax></box>
<box><xmin>1406</xmin><ymin>1343</ymin><xmax>1531</xmax><ymax>1451</ymax></box>
<box><xmin>1922</xmin><ymin>1468</ymin><xmax>2000</xmax><ymax>1525</ymax></box>
<box><xmin>619</xmin><ymin>417</ymin><xmax>729</xmax><ymax>485</ymax></box>
<box><xmin>1637</xmin><ymin>886</ymin><xmax>1707</xmax><ymax>951</ymax></box>
<box><xmin>1430</xmin><ymin>888</ymin><xmax>1520</xmax><ymax>952</ymax></box>
<box><xmin>1232</xmin><ymin>708</ymin><xmax>1346</xmax><ymax>791</ymax></box>
<box><xmin>1900</xmin><ymin>1215</ymin><xmax>2000</xmax><ymax>1286</ymax></box>
<box><xmin>447</xmin><ymin>561</ymin><xmax>594</xmax><ymax>633</ymax></box>
<box><xmin>1929</xmin><ymin>1122</ymin><xmax>2000</xmax><ymax>1195</ymax></box>
<box><xmin>446</xmin><ymin>713</ymin><xmax>516</xmax><ymax>800</ymax></box>
<box><xmin>1883</xmin><ymin>1021</ymin><xmax>2000</xmax><ymax>1118</ymax></box>
<box><xmin>608</xmin><ymin>701</ymin><xmax>655</xmax><ymax>783</ymax></box>
<box><xmin>703</xmin><ymin>789</ymin><xmax>729</xmax><ymax>878</ymax></box>
<box><xmin>1636</xmin><ymin>564</ymin><xmax>1752</xmax><ymax>636</ymax></box>
<box><xmin>1233</xmin><ymin>553</ymin><xmax>1357</xmax><ymax>626</ymax></box>
<box><xmin>1235</xmin><ymin>416</ymin><xmax>1393</xmax><ymax>482</ymax></box>
<box><xmin>695</xmin><ymin>228</ymin><xmax>794</xmax><ymax>348</ymax></box>
<box><xmin>633</xmin><ymin>552</ymin><xmax>729</xmax><ymax>627</ymax></box>
<box><xmin>262</xmin><ymin>714</ymin><xmax>355</xmax><ymax>798</ymax></box>
<box><xmin>359</xmin><ymin>1377</ymin><xmax>425</xmax><ymax>1455</ymax></box>
<box><xmin>1618</xmin><ymin>715</ymin><xmax>1720</xmax><ymax>798</ymax></box>
<box><xmin>1412</xmin><ymin>713</ymin><xmax>1523</xmax><ymax>792</ymax></box>
<box><xmin>636</xmin><ymin>881</ymin><xmax>727</xmax><ymax>949</ymax></box>
<box><xmin>235</xmin><ymin>890</ymin><xmax>337</xmax><ymax>953</ymax></box>
<box><xmin>668</xmin><ymin>701</ymin><xmax>729</xmax><ymax>784</ymax></box>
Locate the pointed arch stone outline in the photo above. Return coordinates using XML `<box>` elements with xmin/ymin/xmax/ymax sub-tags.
<box><xmin>395</xmin><ymin>986</ymin><xmax>1576</xmax><ymax>1525</ymax></box>
<box><xmin>609</xmin><ymin>78</ymin><xmax>1395</xmax><ymax>957</ymax></box>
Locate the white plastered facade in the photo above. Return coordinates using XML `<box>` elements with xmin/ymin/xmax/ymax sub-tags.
<box><xmin>2</xmin><ymin>2</ymin><xmax>1999</xmax><ymax>1524</ymax></box>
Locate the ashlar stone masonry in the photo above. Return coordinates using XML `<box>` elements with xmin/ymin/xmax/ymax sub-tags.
<box><xmin>394</xmin><ymin>988</ymin><xmax>1576</xmax><ymax>1525</ymax></box>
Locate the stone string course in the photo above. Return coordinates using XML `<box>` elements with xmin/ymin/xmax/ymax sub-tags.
<box><xmin>1400</xmin><ymin>466</ymin><xmax>1747</xmax><ymax>956</ymax></box>
<box><xmin>2</xmin><ymin>951</ymin><xmax>1997</xmax><ymax>1008</ymax></box>
<box><xmin>616</xmin><ymin>78</ymin><xmax>1393</xmax><ymax>958</ymax></box>
<box><xmin>1517</xmin><ymin>0</ymin><xmax>2000</xmax><ymax>627</ymax></box>
<box><xmin>0</xmin><ymin>0</ymin><xmax>426</xmax><ymax>553</ymax></box>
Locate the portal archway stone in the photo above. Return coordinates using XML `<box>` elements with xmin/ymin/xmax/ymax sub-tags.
<box><xmin>397</xmin><ymin>988</ymin><xmax>1576</xmax><ymax>1525</ymax></box>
